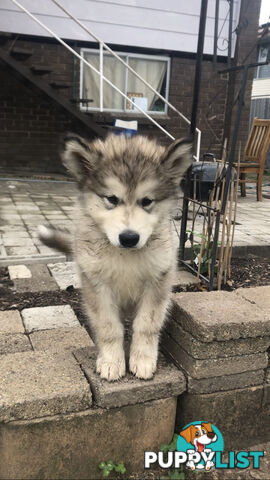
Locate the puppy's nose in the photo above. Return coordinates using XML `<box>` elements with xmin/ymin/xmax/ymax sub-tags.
<box><xmin>119</xmin><ymin>230</ymin><xmax>139</xmax><ymax>248</ymax></box>
<box><xmin>207</xmin><ymin>432</ymin><xmax>215</xmax><ymax>439</ymax></box>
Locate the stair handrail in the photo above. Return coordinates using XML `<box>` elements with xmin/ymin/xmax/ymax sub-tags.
<box><xmin>51</xmin><ymin>0</ymin><xmax>201</xmax><ymax>161</ymax></box>
<box><xmin>51</xmin><ymin>0</ymin><xmax>192</xmax><ymax>126</ymax></box>
<box><xmin>10</xmin><ymin>0</ymin><xmax>201</xmax><ymax>159</ymax></box>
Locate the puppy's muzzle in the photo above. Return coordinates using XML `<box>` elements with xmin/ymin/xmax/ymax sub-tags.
<box><xmin>119</xmin><ymin>230</ymin><xmax>139</xmax><ymax>248</ymax></box>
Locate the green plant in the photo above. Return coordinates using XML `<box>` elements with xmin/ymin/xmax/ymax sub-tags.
<box><xmin>160</xmin><ymin>434</ymin><xmax>185</xmax><ymax>480</ymax></box>
<box><xmin>160</xmin><ymin>433</ymin><xmax>178</xmax><ymax>453</ymax></box>
<box><xmin>187</xmin><ymin>230</ymin><xmax>221</xmax><ymax>276</ymax></box>
<box><xmin>99</xmin><ymin>460</ymin><xmax>126</xmax><ymax>477</ymax></box>
<box><xmin>161</xmin><ymin>469</ymin><xmax>185</xmax><ymax>480</ymax></box>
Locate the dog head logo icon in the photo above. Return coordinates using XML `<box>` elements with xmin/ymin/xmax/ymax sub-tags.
<box><xmin>177</xmin><ymin>421</ymin><xmax>224</xmax><ymax>471</ymax></box>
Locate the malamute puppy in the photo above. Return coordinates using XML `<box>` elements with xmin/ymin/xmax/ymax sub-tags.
<box><xmin>39</xmin><ymin>134</ymin><xmax>191</xmax><ymax>381</ymax></box>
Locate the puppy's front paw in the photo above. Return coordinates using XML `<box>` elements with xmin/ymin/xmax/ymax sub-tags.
<box><xmin>96</xmin><ymin>354</ymin><xmax>125</xmax><ymax>381</ymax></box>
<box><xmin>129</xmin><ymin>352</ymin><xmax>157</xmax><ymax>380</ymax></box>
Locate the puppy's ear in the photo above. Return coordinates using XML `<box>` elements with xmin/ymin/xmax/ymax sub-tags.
<box><xmin>180</xmin><ymin>425</ymin><xmax>196</xmax><ymax>444</ymax></box>
<box><xmin>61</xmin><ymin>134</ymin><xmax>94</xmax><ymax>182</ymax></box>
<box><xmin>161</xmin><ymin>138</ymin><xmax>193</xmax><ymax>182</ymax></box>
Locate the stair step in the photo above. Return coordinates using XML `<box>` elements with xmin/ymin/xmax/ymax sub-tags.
<box><xmin>30</xmin><ymin>65</ymin><xmax>53</xmax><ymax>75</ymax></box>
<box><xmin>70</xmin><ymin>98</ymin><xmax>94</xmax><ymax>104</ymax></box>
<box><xmin>50</xmin><ymin>81</ymin><xmax>72</xmax><ymax>89</ymax></box>
<box><xmin>0</xmin><ymin>32</ymin><xmax>12</xmax><ymax>45</ymax></box>
<box><xmin>11</xmin><ymin>47</ymin><xmax>33</xmax><ymax>60</ymax></box>
<box><xmin>0</xmin><ymin>45</ymin><xmax>105</xmax><ymax>138</ymax></box>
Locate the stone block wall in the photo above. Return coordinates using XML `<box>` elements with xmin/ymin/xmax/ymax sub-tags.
<box><xmin>162</xmin><ymin>286</ymin><xmax>270</xmax><ymax>450</ymax></box>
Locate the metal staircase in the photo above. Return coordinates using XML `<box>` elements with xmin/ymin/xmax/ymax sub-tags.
<box><xmin>0</xmin><ymin>35</ymin><xmax>106</xmax><ymax>138</ymax></box>
<box><xmin>1</xmin><ymin>0</ymin><xmax>202</xmax><ymax>159</ymax></box>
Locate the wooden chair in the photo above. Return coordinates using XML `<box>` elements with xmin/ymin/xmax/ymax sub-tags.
<box><xmin>238</xmin><ymin>118</ymin><xmax>270</xmax><ymax>201</ymax></box>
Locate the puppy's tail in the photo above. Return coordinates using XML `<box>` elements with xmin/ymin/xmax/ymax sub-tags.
<box><xmin>38</xmin><ymin>225</ymin><xmax>73</xmax><ymax>256</ymax></box>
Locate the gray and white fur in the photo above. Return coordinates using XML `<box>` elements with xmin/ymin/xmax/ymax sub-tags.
<box><xmin>39</xmin><ymin>134</ymin><xmax>192</xmax><ymax>381</ymax></box>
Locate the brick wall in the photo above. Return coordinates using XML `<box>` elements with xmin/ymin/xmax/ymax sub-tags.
<box><xmin>0</xmin><ymin>39</ymin><xmax>92</xmax><ymax>174</ymax></box>
<box><xmin>224</xmin><ymin>0</ymin><xmax>261</xmax><ymax>152</ymax></box>
<box><xmin>0</xmin><ymin>0</ymin><xmax>261</xmax><ymax>174</ymax></box>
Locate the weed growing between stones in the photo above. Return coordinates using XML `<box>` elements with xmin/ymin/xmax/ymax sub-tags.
<box><xmin>99</xmin><ymin>460</ymin><xmax>126</xmax><ymax>477</ymax></box>
<box><xmin>160</xmin><ymin>434</ymin><xmax>185</xmax><ymax>480</ymax></box>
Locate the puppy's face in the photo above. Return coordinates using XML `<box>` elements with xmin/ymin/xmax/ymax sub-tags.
<box><xmin>62</xmin><ymin>134</ymin><xmax>192</xmax><ymax>249</ymax></box>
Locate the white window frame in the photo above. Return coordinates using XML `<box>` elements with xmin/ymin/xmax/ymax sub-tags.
<box><xmin>256</xmin><ymin>45</ymin><xmax>270</xmax><ymax>79</ymax></box>
<box><xmin>80</xmin><ymin>48</ymin><xmax>171</xmax><ymax>115</ymax></box>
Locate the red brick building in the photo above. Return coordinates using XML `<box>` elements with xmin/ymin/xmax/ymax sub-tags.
<box><xmin>0</xmin><ymin>0</ymin><xmax>261</xmax><ymax>174</ymax></box>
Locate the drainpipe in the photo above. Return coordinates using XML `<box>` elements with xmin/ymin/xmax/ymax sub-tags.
<box><xmin>179</xmin><ymin>0</ymin><xmax>208</xmax><ymax>261</ymax></box>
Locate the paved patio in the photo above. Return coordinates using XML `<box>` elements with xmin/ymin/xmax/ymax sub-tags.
<box><xmin>0</xmin><ymin>179</ymin><xmax>75</xmax><ymax>264</ymax></box>
<box><xmin>0</xmin><ymin>178</ymin><xmax>269</xmax><ymax>265</ymax></box>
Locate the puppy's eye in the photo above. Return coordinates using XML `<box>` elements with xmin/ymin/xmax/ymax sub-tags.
<box><xmin>195</xmin><ymin>431</ymin><xmax>200</xmax><ymax>436</ymax></box>
<box><xmin>141</xmin><ymin>197</ymin><xmax>153</xmax><ymax>208</ymax></box>
<box><xmin>105</xmin><ymin>195</ymin><xmax>119</xmax><ymax>206</ymax></box>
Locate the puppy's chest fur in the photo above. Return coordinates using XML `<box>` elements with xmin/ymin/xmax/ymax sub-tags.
<box><xmin>75</xmin><ymin>221</ymin><xmax>176</xmax><ymax>304</ymax></box>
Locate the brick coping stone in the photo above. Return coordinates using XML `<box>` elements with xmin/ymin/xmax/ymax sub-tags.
<box><xmin>74</xmin><ymin>347</ymin><xmax>186</xmax><ymax>408</ymax></box>
<box><xmin>0</xmin><ymin>350</ymin><xmax>92</xmax><ymax>422</ymax></box>
<box><xmin>162</xmin><ymin>332</ymin><xmax>267</xmax><ymax>379</ymax></box>
<box><xmin>165</xmin><ymin>317</ymin><xmax>270</xmax><ymax>359</ymax></box>
<box><xmin>0</xmin><ymin>346</ymin><xmax>186</xmax><ymax>423</ymax></box>
<box><xmin>172</xmin><ymin>288</ymin><xmax>270</xmax><ymax>342</ymax></box>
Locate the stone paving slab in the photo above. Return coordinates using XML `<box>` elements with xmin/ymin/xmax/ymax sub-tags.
<box><xmin>11</xmin><ymin>264</ymin><xmax>58</xmax><ymax>293</ymax></box>
<box><xmin>172</xmin><ymin>291</ymin><xmax>270</xmax><ymax>342</ymax></box>
<box><xmin>30</xmin><ymin>327</ymin><xmax>94</xmax><ymax>353</ymax></box>
<box><xmin>187</xmin><ymin>369</ymin><xmax>265</xmax><ymax>394</ymax></box>
<box><xmin>74</xmin><ymin>347</ymin><xmax>186</xmax><ymax>408</ymax></box>
<box><xmin>21</xmin><ymin>305</ymin><xmax>80</xmax><ymax>333</ymax></box>
<box><xmin>236</xmin><ymin>285</ymin><xmax>270</xmax><ymax>312</ymax></box>
<box><xmin>8</xmin><ymin>265</ymin><xmax>32</xmax><ymax>279</ymax></box>
<box><xmin>0</xmin><ymin>333</ymin><xmax>32</xmax><ymax>355</ymax></box>
<box><xmin>0</xmin><ymin>350</ymin><xmax>92</xmax><ymax>422</ymax></box>
<box><xmin>3</xmin><ymin>237</ymin><xmax>35</xmax><ymax>247</ymax></box>
<box><xmin>0</xmin><ymin>310</ymin><xmax>24</xmax><ymax>334</ymax></box>
<box><xmin>162</xmin><ymin>332</ymin><xmax>268</xmax><ymax>379</ymax></box>
<box><xmin>6</xmin><ymin>246</ymin><xmax>39</xmax><ymax>256</ymax></box>
<box><xmin>164</xmin><ymin>317</ymin><xmax>270</xmax><ymax>358</ymax></box>
<box><xmin>173</xmin><ymin>268</ymin><xmax>200</xmax><ymax>287</ymax></box>
<box><xmin>48</xmin><ymin>262</ymin><xmax>80</xmax><ymax>290</ymax></box>
<box><xmin>0</xmin><ymin>254</ymin><xmax>66</xmax><ymax>266</ymax></box>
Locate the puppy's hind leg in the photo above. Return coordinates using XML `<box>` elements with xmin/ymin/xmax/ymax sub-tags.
<box><xmin>81</xmin><ymin>275</ymin><xmax>125</xmax><ymax>381</ymax></box>
<box><xmin>129</xmin><ymin>275</ymin><xmax>172</xmax><ymax>380</ymax></box>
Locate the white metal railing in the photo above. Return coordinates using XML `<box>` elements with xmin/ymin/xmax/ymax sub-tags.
<box><xmin>10</xmin><ymin>0</ymin><xmax>201</xmax><ymax>160</ymax></box>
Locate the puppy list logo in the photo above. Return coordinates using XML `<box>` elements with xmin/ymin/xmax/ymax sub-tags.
<box><xmin>178</xmin><ymin>421</ymin><xmax>222</xmax><ymax>471</ymax></box>
<box><xmin>145</xmin><ymin>421</ymin><xmax>264</xmax><ymax>471</ymax></box>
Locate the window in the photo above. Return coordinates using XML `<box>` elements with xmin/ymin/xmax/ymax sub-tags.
<box><xmin>257</xmin><ymin>46</ymin><xmax>270</xmax><ymax>79</ymax></box>
<box><xmin>80</xmin><ymin>49</ymin><xmax>170</xmax><ymax>114</ymax></box>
